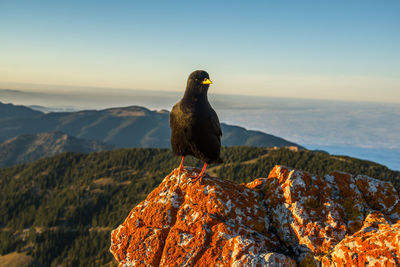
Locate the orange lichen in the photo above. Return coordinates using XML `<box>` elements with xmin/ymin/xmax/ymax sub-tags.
<box><xmin>324</xmin><ymin>212</ymin><xmax>400</xmax><ymax>267</ymax></box>
<box><xmin>110</xmin><ymin>165</ymin><xmax>400</xmax><ymax>266</ymax></box>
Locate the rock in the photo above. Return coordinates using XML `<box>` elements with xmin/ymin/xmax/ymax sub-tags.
<box><xmin>110</xmin><ymin>167</ymin><xmax>295</xmax><ymax>267</ymax></box>
<box><xmin>322</xmin><ymin>211</ymin><xmax>400</xmax><ymax>266</ymax></box>
<box><xmin>110</xmin><ymin>165</ymin><xmax>400</xmax><ymax>266</ymax></box>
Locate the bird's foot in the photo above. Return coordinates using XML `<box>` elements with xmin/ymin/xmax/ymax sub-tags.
<box><xmin>190</xmin><ymin>173</ymin><xmax>205</xmax><ymax>184</ymax></box>
<box><xmin>191</xmin><ymin>176</ymin><xmax>203</xmax><ymax>184</ymax></box>
<box><xmin>190</xmin><ymin>163</ymin><xmax>207</xmax><ymax>184</ymax></box>
<box><xmin>176</xmin><ymin>156</ymin><xmax>185</xmax><ymax>176</ymax></box>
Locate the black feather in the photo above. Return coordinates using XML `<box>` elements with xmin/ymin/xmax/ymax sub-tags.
<box><xmin>170</xmin><ymin>70</ymin><xmax>223</xmax><ymax>164</ymax></box>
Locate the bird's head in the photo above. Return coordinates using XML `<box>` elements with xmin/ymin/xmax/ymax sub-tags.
<box><xmin>186</xmin><ymin>70</ymin><xmax>212</xmax><ymax>95</ymax></box>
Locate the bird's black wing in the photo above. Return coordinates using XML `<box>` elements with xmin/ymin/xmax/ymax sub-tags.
<box><xmin>170</xmin><ymin>102</ymin><xmax>195</xmax><ymax>156</ymax></box>
<box><xmin>170</xmin><ymin>103</ymin><xmax>183</xmax><ymax>155</ymax></box>
<box><xmin>189</xmin><ymin>105</ymin><xmax>223</xmax><ymax>163</ymax></box>
<box><xmin>209</xmin><ymin>107</ymin><xmax>222</xmax><ymax>137</ymax></box>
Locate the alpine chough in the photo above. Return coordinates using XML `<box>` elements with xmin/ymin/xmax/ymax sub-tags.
<box><xmin>170</xmin><ymin>70</ymin><xmax>223</xmax><ymax>182</ymax></box>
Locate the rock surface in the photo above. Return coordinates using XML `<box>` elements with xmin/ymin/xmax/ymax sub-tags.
<box><xmin>110</xmin><ymin>165</ymin><xmax>400</xmax><ymax>266</ymax></box>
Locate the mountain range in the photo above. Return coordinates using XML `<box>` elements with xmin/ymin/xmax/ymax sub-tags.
<box><xmin>0</xmin><ymin>101</ymin><xmax>303</xmax><ymax>166</ymax></box>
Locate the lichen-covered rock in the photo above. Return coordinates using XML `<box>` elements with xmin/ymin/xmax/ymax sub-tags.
<box><xmin>110</xmin><ymin>167</ymin><xmax>294</xmax><ymax>267</ymax></box>
<box><xmin>322</xmin><ymin>212</ymin><xmax>400</xmax><ymax>266</ymax></box>
<box><xmin>262</xmin><ymin>166</ymin><xmax>348</xmax><ymax>262</ymax></box>
<box><xmin>354</xmin><ymin>175</ymin><xmax>400</xmax><ymax>221</ymax></box>
<box><xmin>263</xmin><ymin>166</ymin><xmax>400</xmax><ymax>265</ymax></box>
<box><xmin>110</xmin><ymin>165</ymin><xmax>400</xmax><ymax>266</ymax></box>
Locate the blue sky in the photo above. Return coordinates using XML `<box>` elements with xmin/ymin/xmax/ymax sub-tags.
<box><xmin>1</xmin><ymin>0</ymin><xmax>399</xmax><ymax>102</ymax></box>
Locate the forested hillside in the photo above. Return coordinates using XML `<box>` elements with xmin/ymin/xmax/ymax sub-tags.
<box><xmin>1</xmin><ymin>147</ymin><xmax>399</xmax><ymax>266</ymax></box>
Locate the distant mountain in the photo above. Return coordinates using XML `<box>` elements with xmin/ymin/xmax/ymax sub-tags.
<box><xmin>221</xmin><ymin>123</ymin><xmax>300</xmax><ymax>147</ymax></box>
<box><xmin>0</xmin><ymin>101</ymin><xmax>43</xmax><ymax>120</ymax></box>
<box><xmin>0</xmin><ymin>131</ymin><xmax>113</xmax><ymax>167</ymax></box>
<box><xmin>0</xmin><ymin>102</ymin><xmax>303</xmax><ymax>149</ymax></box>
<box><xmin>28</xmin><ymin>105</ymin><xmax>80</xmax><ymax>113</ymax></box>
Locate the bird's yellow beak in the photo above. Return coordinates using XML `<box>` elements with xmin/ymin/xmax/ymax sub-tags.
<box><xmin>202</xmin><ymin>78</ymin><xmax>212</xmax><ymax>85</ymax></box>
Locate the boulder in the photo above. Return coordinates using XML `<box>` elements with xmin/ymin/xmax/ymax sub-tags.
<box><xmin>110</xmin><ymin>165</ymin><xmax>400</xmax><ymax>266</ymax></box>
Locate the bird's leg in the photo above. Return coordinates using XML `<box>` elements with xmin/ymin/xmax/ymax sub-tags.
<box><xmin>177</xmin><ymin>156</ymin><xmax>185</xmax><ymax>174</ymax></box>
<box><xmin>192</xmin><ymin>163</ymin><xmax>207</xmax><ymax>183</ymax></box>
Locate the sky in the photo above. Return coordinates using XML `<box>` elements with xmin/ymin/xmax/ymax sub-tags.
<box><xmin>1</xmin><ymin>0</ymin><xmax>399</xmax><ymax>103</ymax></box>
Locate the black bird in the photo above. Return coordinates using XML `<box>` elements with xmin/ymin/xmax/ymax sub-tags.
<box><xmin>170</xmin><ymin>70</ymin><xmax>223</xmax><ymax>182</ymax></box>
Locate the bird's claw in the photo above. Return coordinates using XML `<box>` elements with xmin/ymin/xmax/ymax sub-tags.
<box><xmin>190</xmin><ymin>173</ymin><xmax>205</xmax><ymax>184</ymax></box>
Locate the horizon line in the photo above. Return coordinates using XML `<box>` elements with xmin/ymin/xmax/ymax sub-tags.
<box><xmin>0</xmin><ymin>81</ymin><xmax>399</xmax><ymax>106</ymax></box>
